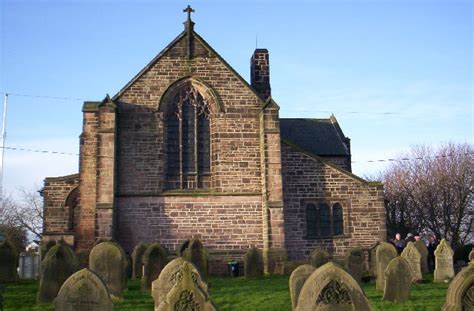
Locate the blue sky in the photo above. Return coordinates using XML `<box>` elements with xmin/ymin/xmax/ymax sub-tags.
<box><xmin>0</xmin><ymin>0</ymin><xmax>472</xmax><ymax>196</ymax></box>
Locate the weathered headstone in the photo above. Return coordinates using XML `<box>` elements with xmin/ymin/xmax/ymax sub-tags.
<box><xmin>434</xmin><ymin>239</ymin><xmax>455</xmax><ymax>282</ymax></box>
<box><xmin>40</xmin><ymin>240</ymin><xmax>56</xmax><ymax>260</ymax></box>
<box><xmin>414</xmin><ymin>240</ymin><xmax>429</xmax><ymax>273</ymax></box>
<box><xmin>369</xmin><ymin>242</ymin><xmax>380</xmax><ymax>277</ymax></box>
<box><xmin>37</xmin><ymin>243</ymin><xmax>79</xmax><ymax>303</ymax></box>
<box><xmin>89</xmin><ymin>241</ymin><xmax>127</xmax><ymax>300</ymax></box>
<box><xmin>375</xmin><ymin>242</ymin><xmax>398</xmax><ymax>291</ymax></box>
<box><xmin>441</xmin><ymin>263</ymin><xmax>474</xmax><ymax>310</ymax></box>
<box><xmin>155</xmin><ymin>260</ymin><xmax>217</xmax><ymax>311</ymax></box>
<box><xmin>182</xmin><ymin>238</ymin><xmax>209</xmax><ymax>282</ymax></box>
<box><xmin>310</xmin><ymin>248</ymin><xmax>329</xmax><ymax>268</ymax></box>
<box><xmin>383</xmin><ymin>257</ymin><xmax>412</xmax><ymax>303</ymax></box>
<box><xmin>0</xmin><ymin>240</ymin><xmax>18</xmax><ymax>283</ymax></box>
<box><xmin>151</xmin><ymin>257</ymin><xmax>208</xmax><ymax>309</ymax></box>
<box><xmin>401</xmin><ymin>242</ymin><xmax>422</xmax><ymax>282</ymax></box>
<box><xmin>53</xmin><ymin>268</ymin><xmax>113</xmax><ymax>311</ymax></box>
<box><xmin>289</xmin><ymin>264</ymin><xmax>315</xmax><ymax>310</ymax></box>
<box><xmin>469</xmin><ymin>249</ymin><xmax>474</xmax><ymax>263</ymax></box>
<box><xmin>345</xmin><ymin>247</ymin><xmax>366</xmax><ymax>284</ymax></box>
<box><xmin>141</xmin><ymin>242</ymin><xmax>168</xmax><ymax>291</ymax></box>
<box><xmin>243</xmin><ymin>246</ymin><xmax>264</xmax><ymax>277</ymax></box>
<box><xmin>132</xmin><ymin>242</ymin><xmax>148</xmax><ymax>280</ymax></box>
<box><xmin>177</xmin><ymin>239</ymin><xmax>190</xmax><ymax>257</ymax></box>
<box><xmin>296</xmin><ymin>262</ymin><xmax>373</xmax><ymax>311</ymax></box>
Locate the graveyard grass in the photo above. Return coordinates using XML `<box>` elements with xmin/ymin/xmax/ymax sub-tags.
<box><xmin>3</xmin><ymin>273</ymin><xmax>449</xmax><ymax>310</ymax></box>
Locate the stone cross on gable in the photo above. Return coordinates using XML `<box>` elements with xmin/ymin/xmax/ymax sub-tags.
<box><xmin>183</xmin><ymin>5</ymin><xmax>195</xmax><ymax>21</ymax></box>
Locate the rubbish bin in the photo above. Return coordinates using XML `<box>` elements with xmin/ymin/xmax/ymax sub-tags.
<box><xmin>227</xmin><ymin>261</ymin><xmax>239</xmax><ymax>277</ymax></box>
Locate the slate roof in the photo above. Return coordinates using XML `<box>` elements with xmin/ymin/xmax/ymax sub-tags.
<box><xmin>279</xmin><ymin>117</ymin><xmax>350</xmax><ymax>156</ymax></box>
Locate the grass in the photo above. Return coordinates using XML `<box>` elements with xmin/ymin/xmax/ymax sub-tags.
<box><xmin>2</xmin><ymin>273</ymin><xmax>449</xmax><ymax>311</ymax></box>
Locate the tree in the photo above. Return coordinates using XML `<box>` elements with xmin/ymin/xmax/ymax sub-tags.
<box><xmin>382</xmin><ymin>143</ymin><xmax>473</xmax><ymax>247</ymax></box>
<box><xmin>0</xmin><ymin>196</ymin><xmax>28</xmax><ymax>253</ymax></box>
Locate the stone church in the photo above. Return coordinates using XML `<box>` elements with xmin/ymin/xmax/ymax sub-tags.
<box><xmin>42</xmin><ymin>9</ymin><xmax>386</xmax><ymax>274</ymax></box>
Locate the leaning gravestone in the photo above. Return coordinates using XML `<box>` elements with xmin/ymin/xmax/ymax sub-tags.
<box><xmin>132</xmin><ymin>242</ymin><xmax>148</xmax><ymax>280</ymax></box>
<box><xmin>434</xmin><ymin>239</ymin><xmax>455</xmax><ymax>282</ymax></box>
<box><xmin>155</xmin><ymin>260</ymin><xmax>217</xmax><ymax>311</ymax></box>
<box><xmin>345</xmin><ymin>247</ymin><xmax>366</xmax><ymax>284</ymax></box>
<box><xmin>376</xmin><ymin>242</ymin><xmax>398</xmax><ymax>291</ymax></box>
<box><xmin>414</xmin><ymin>240</ymin><xmax>429</xmax><ymax>273</ymax></box>
<box><xmin>296</xmin><ymin>262</ymin><xmax>373</xmax><ymax>311</ymax></box>
<box><xmin>152</xmin><ymin>257</ymin><xmax>208</xmax><ymax>310</ymax></box>
<box><xmin>244</xmin><ymin>246</ymin><xmax>264</xmax><ymax>277</ymax></box>
<box><xmin>53</xmin><ymin>268</ymin><xmax>113</xmax><ymax>311</ymax></box>
<box><xmin>310</xmin><ymin>248</ymin><xmax>329</xmax><ymax>268</ymax></box>
<box><xmin>141</xmin><ymin>242</ymin><xmax>168</xmax><ymax>291</ymax></box>
<box><xmin>289</xmin><ymin>264</ymin><xmax>315</xmax><ymax>310</ymax></box>
<box><xmin>89</xmin><ymin>241</ymin><xmax>127</xmax><ymax>300</ymax></box>
<box><xmin>37</xmin><ymin>243</ymin><xmax>79</xmax><ymax>303</ymax></box>
<box><xmin>0</xmin><ymin>240</ymin><xmax>18</xmax><ymax>283</ymax></box>
<box><xmin>369</xmin><ymin>242</ymin><xmax>380</xmax><ymax>277</ymax></box>
<box><xmin>383</xmin><ymin>257</ymin><xmax>412</xmax><ymax>303</ymax></box>
<box><xmin>40</xmin><ymin>240</ymin><xmax>56</xmax><ymax>260</ymax></box>
<box><xmin>182</xmin><ymin>238</ymin><xmax>209</xmax><ymax>282</ymax></box>
<box><xmin>401</xmin><ymin>242</ymin><xmax>422</xmax><ymax>282</ymax></box>
<box><xmin>441</xmin><ymin>262</ymin><xmax>474</xmax><ymax>310</ymax></box>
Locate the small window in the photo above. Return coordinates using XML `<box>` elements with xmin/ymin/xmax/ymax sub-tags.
<box><xmin>306</xmin><ymin>203</ymin><xmax>318</xmax><ymax>237</ymax></box>
<box><xmin>319</xmin><ymin>203</ymin><xmax>331</xmax><ymax>236</ymax></box>
<box><xmin>305</xmin><ymin>201</ymin><xmax>344</xmax><ymax>238</ymax></box>
<box><xmin>333</xmin><ymin>203</ymin><xmax>344</xmax><ymax>235</ymax></box>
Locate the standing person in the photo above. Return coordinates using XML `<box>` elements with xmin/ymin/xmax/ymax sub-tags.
<box><xmin>393</xmin><ymin>233</ymin><xmax>406</xmax><ymax>255</ymax></box>
<box><xmin>427</xmin><ymin>234</ymin><xmax>439</xmax><ymax>272</ymax></box>
<box><xmin>414</xmin><ymin>233</ymin><xmax>421</xmax><ymax>242</ymax></box>
<box><xmin>405</xmin><ymin>233</ymin><xmax>416</xmax><ymax>243</ymax></box>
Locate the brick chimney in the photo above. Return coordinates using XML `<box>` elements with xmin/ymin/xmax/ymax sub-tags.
<box><xmin>251</xmin><ymin>49</ymin><xmax>271</xmax><ymax>100</ymax></box>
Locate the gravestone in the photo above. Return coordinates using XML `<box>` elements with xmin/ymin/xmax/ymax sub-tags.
<box><xmin>369</xmin><ymin>242</ymin><xmax>380</xmax><ymax>277</ymax></box>
<box><xmin>182</xmin><ymin>238</ymin><xmax>209</xmax><ymax>282</ymax></box>
<box><xmin>132</xmin><ymin>242</ymin><xmax>148</xmax><ymax>280</ymax></box>
<box><xmin>469</xmin><ymin>249</ymin><xmax>474</xmax><ymax>263</ymax></box>
<box><xmin>345</xmin><ymin>247</ymin><xmax>366</xmax><ymax>284</ymax></box>
<box><xmin>0</xmin><ymin>240</ymin><xmax>18</xmax><ymax>283</ymax></box>
<box><xmin>152</xmin><ymin>257</ymin><xmax>208</xmax><ymax>309</ymax></box>
<box><xmin>40</xmin><ymin>240</ymin><xmax>56</xmax><ymax>260</ymax></box>
<box><xmin>289</xmin><ymin>264</ymin><xmax>315</xmax><ymax>310</ymax></box>
<box><xmin>382</xmin><ymin>257</ymin><xmax>412</xmax><ymax>303</ymax></box>
<box><xmin>296</xmin><ymin>262</ymin><xmax>373</xmax><ymax>311</ymax></box>
<box><xmin>37</xmin><ymin>243</ymin><xmax>79</xmax><ymax>303</ymax></box>
<box><xmin>401</xmin><ymin>242</ymin><xmax>422</xmax><ymax>282</ymax></box>
<box><xmin>244</xmin><ymin>246</ymin><xmax>264</xmax><ymax>277</ymax></box>
<box><xmin>441</xmin><ymin>263</ymin><xmax>474</xmax><ymax>310</ymax></box>
<box><xmin>155</xmin><ymin>260</ymin><xmax>217</xmax><ymax>311</ymax></box>
<box><xmin>53</xmin><ymin>268</ymin><xmax>113</xmax><ymax>311</ymax></box>
<box><xmin>177</xmin><ymin>239</ymin><xmax>190</xmax><ymax>257</ymax></box>
<box><xmin>89</xmin><ymin>241</ymin><xmax>127</xmax><ymax>300</ymax></box>
<box><xmin>414</xmin><ymin>240</ymin><xmax>429</xmax><ymax>273</ymax></box>
<box><xmin>375</xmin><ymin>242</ymin><xmax>398</xmax><ymax>291</ymax></box>
<box><xmin>310</xmin><ymin>248</ymin><xmax>329</xmax><ymax>268</ymax></box>
<box><xmin>141</xmin><ymin>242</ymin><xmax>168</xmax><ymax>291</ymax></box>
<box><xmin>434</xmin><ymin>239</ymin><xmax>455</xmax><ymax>282</ymax></box>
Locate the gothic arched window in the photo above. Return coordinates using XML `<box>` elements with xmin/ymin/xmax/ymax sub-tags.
<box><xmin>305</xmin><ymin>201</ymin><xmax>344</xmax><ymax>238</ymax></box>
<box><xmin>333</xmin><ymin>203</ymin><xmax>344</xmax><ymax>235</ymax></box>
<box><xmin>166</xmin><ymin>85</ymin><xmax>211</xmax><ymax>190</ymax></box>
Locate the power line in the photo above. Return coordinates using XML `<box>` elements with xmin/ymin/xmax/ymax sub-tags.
<box><xmin>0</xmin><ymin>91</ymin><xmax>87</xmax><ymax>102</ymax></box>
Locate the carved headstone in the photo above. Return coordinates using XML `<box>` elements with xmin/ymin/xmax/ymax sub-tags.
<box><xmin>434</xmin><ymin>239</ymin><xmax>455</xmax><ymax>282</ymax></box>
<box><xmin>244</xmin><ymin>246</ymin><xmax>264</xmax><ymax>277</ymax></box>
<box><xmin>0</xmin><ymin>240</ymin><xmax>18</xmax><ymax>283</ymax></box>
<box><xmin>141</xmin><ymin>242</ymin><xmax>168</xmax><ymax>291</ymax></box>
<box><xmin>37</xmin><ymin>243</ymin><xmax>79</xmax><ymax>303</ymax></box>
<box><xmin>155</xmin><ymin>260</ymin><xmax>217</xmax><ymax>311</ymax></box>
<box><xmin>132</xmin><ymin>242</ymin><xmax>148</xmax><ymax>280</ymax></box>
<box><xmin>289</xmin><ymin>264</ymin><xmax>315</xmax><ymax>310</ymax></box>
<box><xmin>345</xmin><ymin>247</ymin><xmax>366</xmax><ymax>284</ymax></box>
<box><xmin>414</xmin><ymin>240</ymin><xmax>429</xmax><ymax>273</ymax></box>
<box><xmin>89</xmin><ymin>241</ymin><xmax>127</xmax><ymax>300</ymax></box>
<box><xmin>375</xmin><ymin>242</ymin><xmax>398</xmax><ymax>291</ymax></box>
<box><xmin>383</xmin><ymin>257</ymin><xmax>412</xmax><ymax>303</ymax></box>
<box><xmin>182</xmin><ymin>238</ymin><xmax>209</xmax><ymax>282</ymax></box>
<box><xmin>53</xmin><ymin>268</ymin><xmax>113</xmax><ymax>311</ymax></box>
<box><xmin>441</xmin><ymin>263</ymin><xmax>474</xmax><ymax>310</ymax></box>
<box><xmin>296</xmin><ymin>262</ymin><xmax>373</xmax><ymax>311</ymax></box>
<box><xmin>401</xmin><ymin>242</ymin><xmax>422</xmax><ymax>282</ymax></box>
<box><xmin>310</xmin><ymin>248</ymin><xmax>329</xmax><ymax>268</ymax></box>
<box><xmin>369</xmin><ymin>242</ymin><xmax>380</xmax><ymax>277</ymax></box>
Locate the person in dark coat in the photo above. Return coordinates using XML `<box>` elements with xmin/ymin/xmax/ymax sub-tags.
<box><xmin>405</xmin><ymin>233</ymin><xmax>416</xmax><ymax>243</ymax></box>
<box><xmin>427</xmin><ymin>234</ymin><xmax>439</xmax><ymax>271</ymax></box>
<box><xmin>393</xmin><ymin>233</ymin><xmax>406</xmax><ymax>255</ymax></box>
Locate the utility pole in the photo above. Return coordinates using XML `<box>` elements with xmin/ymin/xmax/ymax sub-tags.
<box><xmin>0</xmin><ymin>93</ymin><xmax>7</xmax><ymax>203</ymax></box>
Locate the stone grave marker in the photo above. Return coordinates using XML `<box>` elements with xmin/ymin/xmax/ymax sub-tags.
<box><xmin>310</xmin><ymin>247</ymin><xmax>329</xmax><ymax>268</ymax></box>
<box><xmin>382</xmin><ymin>257</ymin><xmax>412</xmax><ymax>303</ymax></box>
<box><xmin>401</xmin><ymin>242</ymin><xmax>422</xmax><ymax>282</ymax></box>
<box><xmin>369</xmin><ymin>242</ymin><xmax>380</xmax><ymax>277</ymax></box>
<box><xmin>296</xmin><ymin>262</ymin><xmax>373</xmax><ymax>311</ymax></box>
<box><xmin>37</xmin><ymin>243</ymin><xmax>79</xmax><ymax>303</ymax></box>
<box><xmin>414</xmin><ymin>240</ymin><xmax>429</xmax><ymax>273</ymax></box>
<box><xmin>0</xmin><ymin>240</ymin><xmax>18</xmax><ymax>283</ymax></box>
<box><xmin>289</xmin><ymin>264</ymin><xmax>315</xmax><ymax>310</ymax></box>
<box><xmin>141</xmin><ymin>242</ymin><xmax>168</xmax><ymax>291</ymax></box>
<box><xmin>244</xmin><ymin>246</ymin><xmax>264</xmax><ymax>277</ymax></box>
<box><xmin>182</xmin><ymin>238</ymin><xmax>209</xmax><ymax>282</ymax></box>
<box><xmin>469</xmin><ymin>249</ymin><xmax>474</xmax><ymax>263</ymax></box>
<box><xmin>53</xmin><ymin>268</ymin><xmax>113</xmax><ymax>311</ymax></box>
<box><xmin>177</xmin><ymin>239</ymin><xmax>190</xmax><ymax>257</ymax></box>
<box><xmin>375</xmin><ymin>242</ymin><xmax>398</xmax><ymax>291</ymax></box>
<box><xmin>40</xmin><ymin>240</ymin><xmax>56</xmax><ymax>260</ymax></box>
<box><xmin>89</xmin><ymin>241</ymin><xmax>127</xmax><ymax>300</ymax></box>
<box><xmin>132</xmin><ymin>242</ymin><xmax>148</xmax><ymax>280</ymax></box>
<box><xmin>345</xmin><ymin>247</ymin><xmax>366</xmax><ymax>284</ymax></box>
<box><xmin>434</xmin><ymin>239</ymin><xmax>455</xmax><ymax>282</ymax></box>
<box><xmin>441</xmin><ymin>263</ymin><xmax>474</xmax><ymax>310</ymax></box>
